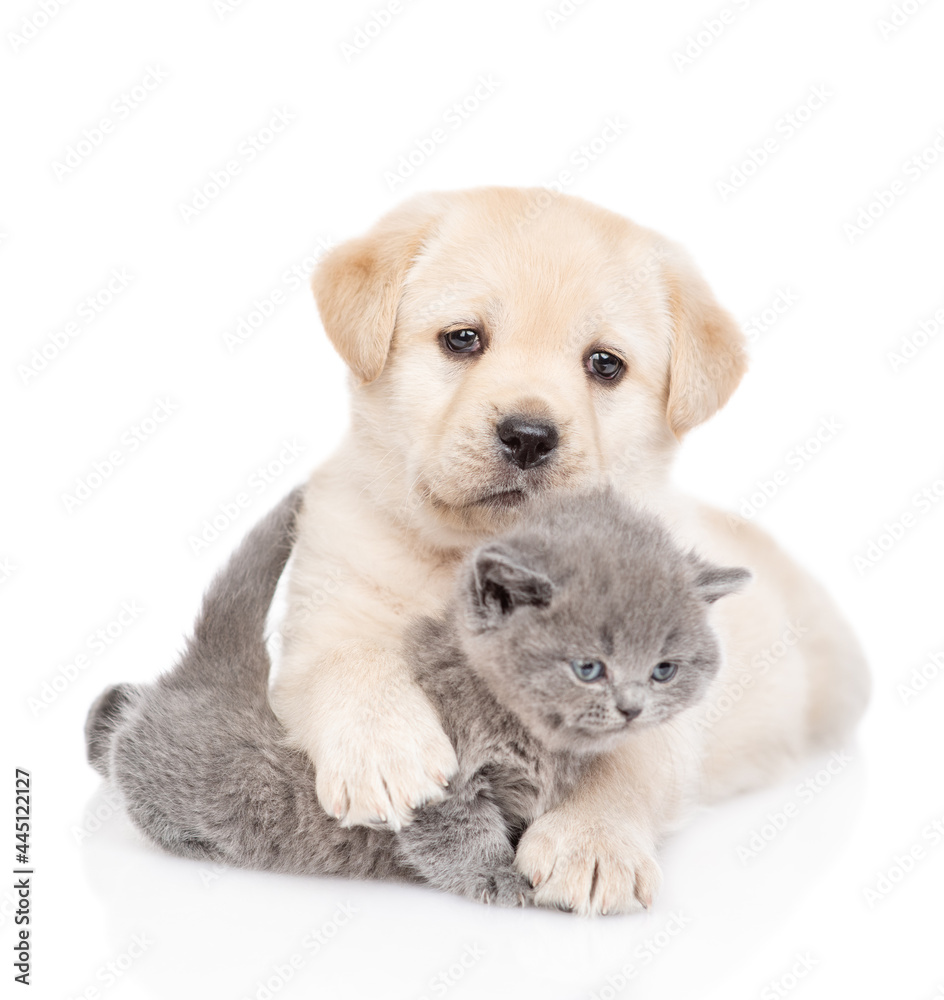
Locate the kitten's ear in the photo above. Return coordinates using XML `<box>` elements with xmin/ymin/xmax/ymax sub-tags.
<box><xmin>467</xmin><ymin>546</ymin><xmax>554</xmax><ymax>631</ymax></box>
<box><xmin>689</xmin><ymin>556</ymin><xmax>752</xmax><ymax>604</ymax></box>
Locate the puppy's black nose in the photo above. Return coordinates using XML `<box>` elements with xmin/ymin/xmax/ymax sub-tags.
<box><xmin>496</xmin><ymin>417</ymin><xmax>559</xmax><ymax>470</ymax></box>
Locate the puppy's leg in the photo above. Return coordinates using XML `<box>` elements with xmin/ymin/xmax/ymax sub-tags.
<box><xmin>273</xmin><ymin>636</ymin><xmax>458</xmax><ymax>832</ymax></box>
<box><xmin>786</xmin><ymin>569</ymin><xmax>870</xmax><ymax>750</ymax></box>
<box><xmin>689</xmin><ymin>508</ymin><xmax>870</xmax><ymax>800</ymax></box>
<box><xmin>515</xmin><ymin>719</ymin><xmax>700</xmax><ymax>915</ymax></box>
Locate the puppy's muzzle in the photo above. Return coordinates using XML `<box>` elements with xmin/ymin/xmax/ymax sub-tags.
<box><xmin>496</xmin><ymin>416</ymin><xmax>559</xmax><ymax>471</ymax></box>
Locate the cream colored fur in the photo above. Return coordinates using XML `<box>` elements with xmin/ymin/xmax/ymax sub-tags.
<box><xmin>271</xmin><ymin>187</ymin><xmax>869</xmax><ymax>915</ymax></box>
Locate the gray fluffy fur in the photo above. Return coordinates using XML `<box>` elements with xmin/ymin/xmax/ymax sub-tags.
<box><xmin>85</xmin><ymin>486</ymin><xmax>748</xmax><ymax>907</ymax></box>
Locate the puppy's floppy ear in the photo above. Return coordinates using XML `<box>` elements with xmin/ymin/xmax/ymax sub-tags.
<box><xmin>662</xmin><ymin>246</ymin><xmax>747</xmax><ymax>438</ymax></box>
<box><xmin>311</xmin><ymin>194</ymin><xmax>444</xmax><ymax>384</ymax></box>
<box><xmin>467</xmin><ymin>545</ymin><xmax>554</xmax><ymax>632</ymax></box>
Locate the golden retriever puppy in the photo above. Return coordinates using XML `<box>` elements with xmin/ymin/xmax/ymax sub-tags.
<box><xmin>271</xmin><ymin>188</ymin><xmax>869</xmax><ymax>915</ymax></box>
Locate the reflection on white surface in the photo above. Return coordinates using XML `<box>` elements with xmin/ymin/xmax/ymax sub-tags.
<box><xmin>78</xmin><ymin>747</ymin><xmax>865</xmax><ymax>1000</ymax></box>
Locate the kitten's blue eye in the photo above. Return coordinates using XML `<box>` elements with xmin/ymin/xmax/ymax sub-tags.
<box><xmin>572</xmin><ymin>660</ymin><xmax>606</xmax><ymax>682</ymax></box>
<box><xmin>652</xmin><ymin>662</ymin><xmax>677</xmax><ymax>683</ymax></box>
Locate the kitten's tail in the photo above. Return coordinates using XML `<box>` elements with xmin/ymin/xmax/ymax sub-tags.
<box><xmin>83</xmin><ymin>486</ymin><xmax>304</xmax><ymax>775</ymax></box>
<box><xmin>85</xmin><ymin>682</ymin><xmax>142</xmax><ymax>777</ymax></box>
<box><xmin>172</xmin><ymin>485</ymin><xmax>305</xmax><ymax>694</ymax></box>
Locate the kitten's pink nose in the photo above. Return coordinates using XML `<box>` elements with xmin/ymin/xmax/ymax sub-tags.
<box><xmin>617</xmin><ymin>704</ymin><xmax>641</xmax><ymax>723</ymax></box>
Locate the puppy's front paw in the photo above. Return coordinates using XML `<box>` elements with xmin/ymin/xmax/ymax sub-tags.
<box><xmin>515</xmin><ymin>811</ymin><xmax>662</xmax><ymax>916</ymax></box>
<box><xmin>314</xmin><ymin>693</ymin><xmax>459</xmax><ymax>831</ymax></box>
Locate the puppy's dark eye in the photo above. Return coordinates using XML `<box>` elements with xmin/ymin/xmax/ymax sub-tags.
<box><xmin>442</xmin><ymin>328</ymin><xmax>481</xmax><ymax>353</ymax></box>
<box><xmin>572</xmin><ymin>659</ymin><xmax>606</xmax><ymax>682</ymax></box>
<box><xmin>651</xmin><ymin>662</ymin><xmax>677</xmax><ymax>683</ymax></box>
<box><xmin>587</xmin><ymin>350</ymin><xmax>623</xmax><ymax>380</ymax></box>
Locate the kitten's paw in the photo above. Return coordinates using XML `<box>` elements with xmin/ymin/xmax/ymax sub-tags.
<box><xmin>476</xmin><ymin>869</ymin><xmax>534</xmax><ymax>908</ymax></box>
<box><xmin>313</xmin><ymin>696</ymin><xmax>459</xmax><ymax>831</ymax></box>
<box><xmin>515</xmin><ymin>813</ymin><xmax>662</xmax><ymax>916</ymax></box>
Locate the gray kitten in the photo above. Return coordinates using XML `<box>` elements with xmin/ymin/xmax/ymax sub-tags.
<box><xmin>86</xmin><ymin>486</ymin><xmax>749</xmax><ymax>907</ymax></box>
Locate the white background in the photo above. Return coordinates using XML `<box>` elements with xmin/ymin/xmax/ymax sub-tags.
<box><xmin>4</xmin><ymin>0</ymin><xmax>944</xmax><ymax>998</ymax></box>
